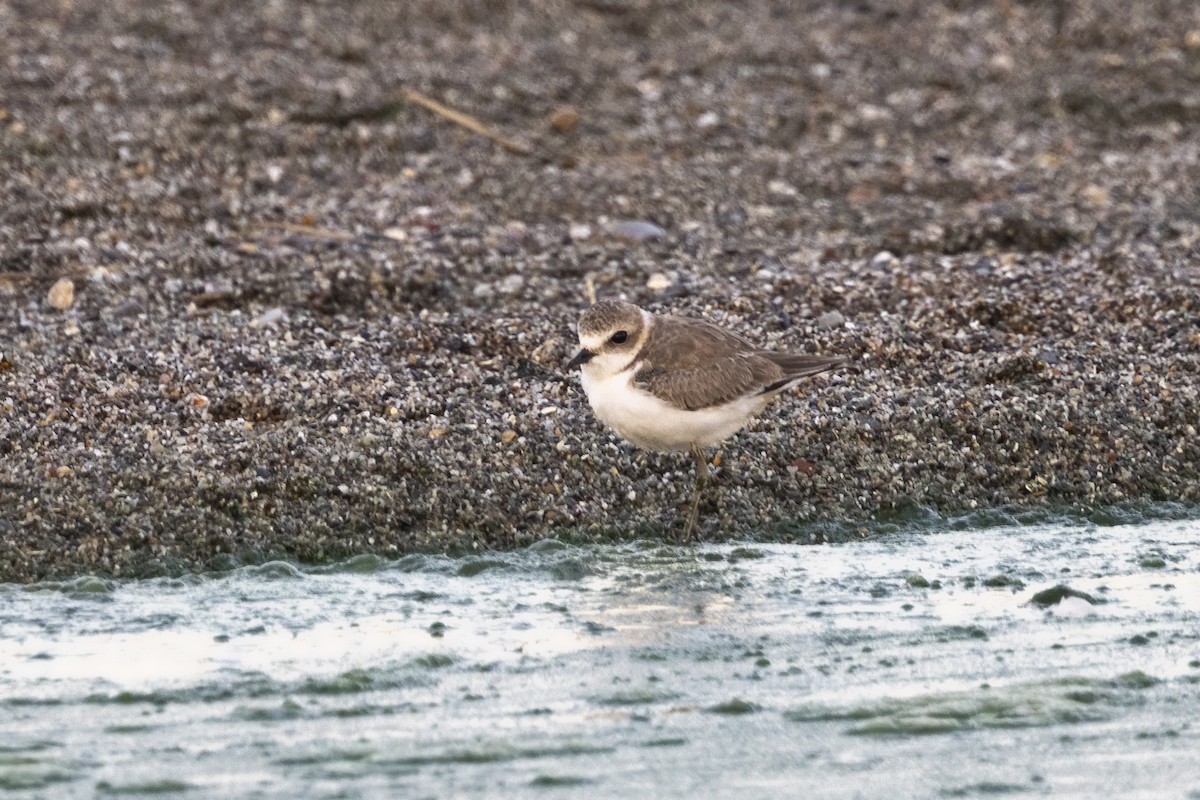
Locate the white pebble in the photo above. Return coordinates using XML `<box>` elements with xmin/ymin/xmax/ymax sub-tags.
<box><xmin>646</xmin><ymin>272</ymin><xmax>672</xmax><ymax>291</ymax></box>
<box><xmin>46</xmin><ymin>278</ymin><xmax>75</xmax><ymax>310</ymax></box>
<box><xmin>498</xmin><ymin>274</ymin><xmax>525</xmax><ymax>294</ymax></box>
<box><xmin>767</xmin><ymin>180</ymin><xmax>797</xmax><ymax>197</ymax></box>
<box><xmin>871</xmin><ymin>250</ymin><xmax>897</xmax><ymax>269</ymax></box>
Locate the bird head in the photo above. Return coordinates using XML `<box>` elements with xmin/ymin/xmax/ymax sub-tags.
<box><xmin>568</xmin><ymin>300</ymin><xmax>647</xmax><ymax>378</ymax></box>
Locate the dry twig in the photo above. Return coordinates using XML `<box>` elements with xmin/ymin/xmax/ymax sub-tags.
<box><xmin>402</xmin><ymin>87</ymin><xmax>532</xmax><ymax>155</ymax></box>
<box><xmin>252</xmin><ymin>222</ymin><xmax>359</xmax><ymax>241</ymax></box>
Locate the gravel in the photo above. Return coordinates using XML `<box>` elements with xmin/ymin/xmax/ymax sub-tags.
<box><xmin>2</xmin><ymin>0</ymin><xmax>1199</xmax><ymax>582</ymax></box>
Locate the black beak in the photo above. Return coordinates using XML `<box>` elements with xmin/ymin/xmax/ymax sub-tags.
<box><xmin>567</xmin><ymin>348</ymin><xmax>595</xmax><ymax>369</ymax></box>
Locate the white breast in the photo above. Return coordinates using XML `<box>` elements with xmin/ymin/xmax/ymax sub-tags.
<box><xmin>579</xmin><ymin>366</ymin><xmax>768</xmax><ymax>452</ymax></box>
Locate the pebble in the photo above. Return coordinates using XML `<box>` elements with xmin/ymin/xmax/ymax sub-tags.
<box><xmin>646</xmin><ymin>272</ymin><xmax>673</xmax><ymax>291</ymax></box>
<box><xmin>548</xmin><ymin>105</ymin><xmax>581</xmax><ymax>134</ymax></box>
<box><xmin>530</xmin><ymin>338</ymin><xmax>562</xmax><ymax>366</ymax></box>
<box><xmin>251</xmin><ymin>307</ymin><xmax>287</xmax><ymax>328</ymax></box>
<box><xmin>767</xmin><ymin>180</ymin><xmax>798</xmax><ymax>197</ymax></box>
<box><xmin>46</xmin><ymin>278</ymin><xmax>75</xmax><ymax>310</ymax></box>
<box><xmin>610</xmin><ymin>220</ymin><xmax>666</xmax><ymax>242</ymax></box>
<box><xmin>498</xmin><ymin>274</ymin><xmax>525</xmax><ymax>295</ymax></box>
<box><xmin>816</xmin><ymin>311</ymin><xmax>845</xmax><ymax>329</ymax></box>
<box><xmin>695</xmin><ymin>111</ymin><xmax>720</xmax><ymax>131</ymax></box>
<box><xmin>870</xmin><ymin>251</ymin><xmax>897</xmax><ymax>269</ymax></box>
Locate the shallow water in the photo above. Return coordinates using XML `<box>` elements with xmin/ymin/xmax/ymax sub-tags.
<box><xmin>3</xmin><ymin>520</ymin><xmax>1199</xmax><ymax>799</ymax></box>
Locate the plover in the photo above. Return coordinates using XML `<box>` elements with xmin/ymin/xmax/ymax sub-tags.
<box><xmin>568</xmin><ymin>300</ymin><xmax>845</xmax><ymax>539</ymax></box>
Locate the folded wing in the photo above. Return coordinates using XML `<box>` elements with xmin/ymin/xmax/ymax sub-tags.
<box><xmin>632</xmin><ymin>316</ymin><xmax>844</xmax><ymax>411</ymax></box>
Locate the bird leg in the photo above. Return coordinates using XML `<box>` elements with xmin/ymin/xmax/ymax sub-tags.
<box><xmin>681</xmin><ymin>445</ymin><xmax>709</xmax><ymax>542</ymax></box>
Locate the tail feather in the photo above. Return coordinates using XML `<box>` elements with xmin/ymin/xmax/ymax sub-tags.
<box><xmin>758</xmin><ymin>354</ymin><xmax>846</xmax><ymax>395</ymax></box>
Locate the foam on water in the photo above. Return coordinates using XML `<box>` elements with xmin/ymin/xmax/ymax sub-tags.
<box><xmin>2</xmin><ymin>518</ymin><xmax>1199</xmax><ymax>798</ymax></box>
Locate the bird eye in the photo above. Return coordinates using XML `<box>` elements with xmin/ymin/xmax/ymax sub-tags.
<box><xmin>610</xmin><ymin>330</ymin><xmax>628</xmax><ymax>344</ymax></box>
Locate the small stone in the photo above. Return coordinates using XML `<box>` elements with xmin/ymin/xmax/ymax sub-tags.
<box><xmin>870</xmin><ymin>251</ymin><xmax>897</xmax><ymax>269</ymax></box>
<box><xmin>816</xmin><ymin>311</ymin><xmax>845</xmax><ymax>329</ymax></box>
<box><xmin>47</xmin><ymin>278</ymin><xmax>75</xmax><ymax>310</ymax></box>
<box><xmin>569</xmin><ymin>223</ymin><xmax>593</xmax><ymax>241</ymax></box>
<box><xmin>646</xmin><ymin>272</ymin><xmax>672</xmax><ymax>291</ymax></box>
<box><xmin>1028</xmin><ymin>585</ymin><xmax>1101</xmax><ymax>607</ymax></box>
<box><xmin>548</xmin><ymin>105</ymin><xmax>581</xmax><ymax>134</ymax></box>
<box><xmin>383</xmin><ymin>227</ymin><xmax>408</xmax><ymax>242</ymax></box>
<box><xmin>792</xmin><ymin>458</ymin><xmax>817</xmax><ymax>476</ymax></box>
<box><xmin>1187</xmin><ymin>30</ymin><xmax>1200</xmax><ymax>49</ymax></box>
<box><xmin>52</xmin><ymin>465</ymin><xmax>73</xmax><ymax>478</ymax></box>
<box><xmin>251</xmin><ymin>307</ymin><xmax>286</xmax><ymax>328</ymax></box>
<box><xmin>990</xmin><ymin>53</ymin><xmax>1015</xmax><ymax>73</ymax></box>
<box><xmin>767</xmin><ymin>180</ymin><xmax>797</xmax><ymax>197</ymax></box>
<box><xmin>539</xmin><ymin>406</ymin><xmax>558</xmax><ymax>415</ymax></box>
<box><xmin>695</xmin><ymin>111</ymin><xmax>720</xmax><ymax>131</ymax></box>
<box><xmin>501</xmin><ymin>430</ymin><xmax>518</xmax><ymax>443</ymax></box>
<box><xmin>498</xmin><ymin>274</ymin><xmax>525</xmax><ymax>295</ymax></box>
<box><xmin>429</xmin><ymin>428</ymin><xmax>448</xmax><ymax>438</ymax></box>
<box><xmin>530</xmin><ymin>338</ymin><xmax>560</xmax><ymax>366</ymax></box>
<box><xmin>611</xmin><ymin>220</ymin><xmax>666</xmax><ymax>242</ymax></box>
<box><xmin>1082</xmin><ymin>184</ymin><xmax>1110</xmax><ymax>205</ymax></box>
<box><xmin>188</xmin><ymin>394</ymin><xmax>210</xmax><ymax>409</ymax></box>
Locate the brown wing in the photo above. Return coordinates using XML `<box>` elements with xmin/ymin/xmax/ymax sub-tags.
<box><xmin>633</xmin><ymin>316</ymin><xmax>844</xmax><ymax>410</ymax></box>
<box><xmin>630</xmin><ymin>317</ymin><xmax>780</xmax><ymax>410</ymax></box>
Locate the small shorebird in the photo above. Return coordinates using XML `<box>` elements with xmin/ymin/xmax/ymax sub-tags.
<box><xmin>568</xmin><ymin>300</ymin><xmax>845</xmax><ymax>539</ymax></box>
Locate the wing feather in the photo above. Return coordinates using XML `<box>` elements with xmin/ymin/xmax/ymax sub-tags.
<box><xmin>631</xmin><ymin>317</ymin><xmax>843</xmax><ymax>411</ymax></box>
